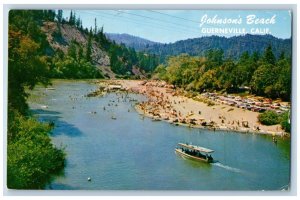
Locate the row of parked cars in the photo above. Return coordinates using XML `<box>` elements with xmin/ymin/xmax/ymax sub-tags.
<box><xmin>202</xmin><ymin>92</ymin><xmax>290</xmax><ymax>114</ymax></box>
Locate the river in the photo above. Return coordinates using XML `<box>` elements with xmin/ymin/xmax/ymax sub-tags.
<box><xmin>28</xmin><ymin>80</ymin><xmax>290</xmax><ymax>190</ymax></box>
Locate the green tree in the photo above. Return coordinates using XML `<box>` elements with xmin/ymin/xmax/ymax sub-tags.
<box><xmin>251</xmin><ymin>45</ymin><xmax>280</xmax><ymax>98</ymax></box>
<box><xmin>251</xmin><ymin>64</ymin><xmax>276</xmax><ymax>97</ymax></box>
<box><xmin>195</xmin><ymin>69</ymin><xmax>220</xmax><ymax>92</ymax></box>
<box><xmin>56</xmin><ymin>10</ymin><xmax>63</xmax><ymax>23</ymax></box>
<box><xmin>251</xmin><ymin>51</ymin><xmax>260</xmax><ymax>63</ymax></box>
<box><xmin>69</xmin><ymin>10</ymin><xmax>73</xmax><ymax>24</ymax></box>
<box><xmin>7</xmin><ymin>112</ymin><xmax>65</xmax><ymax>189</ymax></box>
<box><xmin>69</xmin><ymin>10</ymin><xmax>76</xmax><ymax>26</ymax></box>
<box><xmin>234</xmin><ymin>51</ymin><xmax>258</xmax><ymax>87</ymax></box>
<box><xmin>205</xmin><ymin>49</ymin><xmax>224</xmax><ymax>69</ymax></box>
<box><xmin>76</xmin><ymin>17</ymin><xmax>81</xmax><ymax>28</ymax></box>
<box><xmin>94</xmin><ymin>18</ymin><xmax>97</xmax><ymax>35</ymax></box>
<box><xmin>43</xmin><ymin>10</ymin><xmax>56</xmax><ymax>22</ymax></box>
<box><xmin>8</xmin><ymin>29</ymin><xmax>50</xmax><ymax>114</ymax></box>
<box><xmin>273</xmin><ymin>55</ymin><xmax>291</xmax><ymax>100</ymax></box>
<box><xmin>154</xmin><ymin>64</ymin><xmax>167</xmax><ymax>80</ymax></box>
<box><xmin>258</xmin><ymin>110</ymin><xmax>280</xmax><ymax>125</ymax></box>
<box><xmin>219</xmin><ymin>59</ymin><xmax>237</xmax><ymax>90</ymax></box>
<box><xmin>263</xmin><ymin>44</ymin><xmax>276</xmax><ymax>65</ymax></box>
<box><xmin>280</xmin><ymin>111</ymin><xmax>291</xmax><ymax>133</ymax></box>
<box><xmin>67</xmin><ymin>41</ymin><xmax>77</xmax><ymax>60</ymax></box>
<box><xmin>78</xmin><ymin>45</ymin><xmax>84</xmax><ymax>60</ymax></box>
<box><xmin>8</xmin><ymin>10</ymin><xmax>66</xmax><ymax>189</ymax></box>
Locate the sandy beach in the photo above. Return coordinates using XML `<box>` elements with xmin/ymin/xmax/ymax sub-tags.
<box><xmin>94</xmin><ymin>79</ymin><xmax>288</xmax><ymax>136</ymax></box>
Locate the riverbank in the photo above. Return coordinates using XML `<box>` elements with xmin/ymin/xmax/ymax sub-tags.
<box><xmin>28</xmin><ymin>80</ymin><xmax>291</xmax><ymax>190</ymax></box>
<box><xmin>93</xmin><ymin>79</ymin><xmax>288</xmax><ymax>137</ymax></box>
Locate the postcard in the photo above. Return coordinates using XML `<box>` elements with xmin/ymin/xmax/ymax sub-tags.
<box><xmin>7</xmin><ymin>8</ymin><xmax>292</xmax><ymax>191</ymax></box>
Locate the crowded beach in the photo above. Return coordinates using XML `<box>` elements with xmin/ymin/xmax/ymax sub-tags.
<box><xmin>92</xmin><ymin>79</ymin><xmax>290</xmax><ymax>136</ymax></box>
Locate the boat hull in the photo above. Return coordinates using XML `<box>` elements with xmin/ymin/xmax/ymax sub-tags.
<box><xmin>175</xmin><ymin>149</ymin><xmax>212</xmax><ymax>163</ymax></box>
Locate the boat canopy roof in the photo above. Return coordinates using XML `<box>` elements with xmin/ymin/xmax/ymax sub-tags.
<box><xmin>178</xmin><ymin>143</ymin><xmax>214</xmax><ymax>154</ymax></box>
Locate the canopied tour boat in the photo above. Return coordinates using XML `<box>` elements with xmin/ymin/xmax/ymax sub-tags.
<box><xmin>175</xmin><ymin>143</ymin><xmax>214</xmax><ymax>163</ymax></box>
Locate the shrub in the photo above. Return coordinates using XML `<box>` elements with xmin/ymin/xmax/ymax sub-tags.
<box><xmin>279</xmin><ymin>111</ymin><xmax>291</xmax><ymax>133</ymax></box>
<box><xmin>258</xmin><ymin>110</ymin><xmax>280</xmax><ymax>125</ymax></box>
<box><xmin>7</xmin><ymin>111</ymin><xmax>65</xmax><ymax>189</ymax></box>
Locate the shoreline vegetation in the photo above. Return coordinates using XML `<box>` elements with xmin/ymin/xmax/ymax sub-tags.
<box><xmin>89</xmin><ymin>79</ymin><xmax>290</xmax><ymax>137</ymax></box>
<box><xmin>7</xmin><ymin>108</ymin><xmax>66</xmax><ymax>189</ymax></box>
<box><xmin>7</xmin><ymin>10</ymin><xmax>68</xmax><ymax>189</ymax></box>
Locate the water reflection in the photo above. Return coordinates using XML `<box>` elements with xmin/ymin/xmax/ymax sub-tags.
<box><xmin>31</xmin><ymin>109</ymin><xmax>84</xmax><ymax>138</ymax></box>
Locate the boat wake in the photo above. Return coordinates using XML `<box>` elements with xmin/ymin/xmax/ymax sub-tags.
<box><xmin>212</xmin><ymin>162</ymin><xmax>243</xmax><ymax>173</ymax></box>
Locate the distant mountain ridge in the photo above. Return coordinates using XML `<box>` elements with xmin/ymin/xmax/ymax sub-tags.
<box><xmin>106</xmin><ymin>33</ymin><xmax>161</xmax><ymax>51</ymax></box>
<box><xmin>106</xmin><ymin>33</ymin><xmax>291</xmax><ymax>60</ymax></box>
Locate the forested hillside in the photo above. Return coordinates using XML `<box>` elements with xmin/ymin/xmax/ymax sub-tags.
<box><xmin>106</xmin><ymin>33</ymin><xmax>160</xmax><ymax>51</ymax></box>
<box><xmin>7</xmin><ymin>9</ymin><xmax>159</xmax><ymax>189</ymax></box>
<box><xmin>112</xmin><ymin>34</ymin><xmax>291</xmax><ymax>62</ymax></box>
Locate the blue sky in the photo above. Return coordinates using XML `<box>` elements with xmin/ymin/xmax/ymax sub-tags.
<box><xmin>62</xmin><ymin>10</ymin><xmax>291</xmax><ymax>43</ymax></box>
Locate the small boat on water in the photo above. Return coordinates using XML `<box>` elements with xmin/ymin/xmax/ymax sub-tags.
<box><xmin>175</xmin><ymin>143</ymin><xmax>214</xmax><ymax>163</ymax></box>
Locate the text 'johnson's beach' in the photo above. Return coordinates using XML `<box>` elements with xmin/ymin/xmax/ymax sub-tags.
<box><xmin>90</xmin><ymin>80</ymin><xmax>290</xmax><ymax>137</ymax></box>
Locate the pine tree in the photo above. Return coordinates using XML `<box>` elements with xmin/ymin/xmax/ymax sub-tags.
<box><xmin>78</xmin><ymin>45</ymin><xmax>84</xmax><ymax>60</ymax></box>
<box><xmin>263</xmin><ymin>44</ymin><xmax>276</xmax><ymax>65</ymax></box>
<box><xmin>76</xmin><ymin>17</ymin><xmax>81</xmax><ymax>28</ymax></box>
<box><xmin>73</xmin><ymin>12</ymin><xmax>76</xmax><ymax>26</ymax></box>
<box><xmin>80</xmin><ymin>19</ymin><xmax>83</xmax><ymax>30</ymax></box>
<box><xmin>94</xmin><ymin>18</ymin><xmax>97</xmax><ymax>35</ymax></box>
<box><xmin>251</xmin><ymin>51</ymin><xmax>260</xmax><ymax>63</ymax></box>
<box><xmin>57</xmin><ymin>10</ymin><xmax>63</xmax><ymax>23</ymax></box>
<box><xmin>279</xmin><ymin>51</ymin><xmax>285</xmax><ymax>61</ymax></box>
<box><xmin>69</xmin><ymin>10</ymin><xmax>73</xmax><ymax>25</ymax></box>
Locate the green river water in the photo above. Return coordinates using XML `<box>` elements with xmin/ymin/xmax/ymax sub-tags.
<box><xmin>28</xmin><ymin>80</ymin><xmax>290</xmax><ymax>190</ymax></box>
